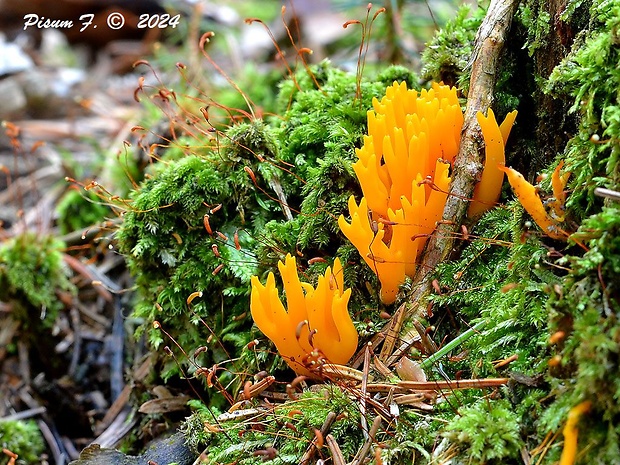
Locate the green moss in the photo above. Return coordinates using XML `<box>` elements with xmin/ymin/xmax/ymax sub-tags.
<box><xmin>518</xmin><ymin>0</ymin><xmax>552</xmax><ymax>56</ymax></box>
<box><xmin>275</xmin><ymin>63</ymin><xmax>387</xmax><ymax>190</ymax></box>
<box><xmin>420</xmin><ymin>4</ymin><xmax>483</xmax><ymax>87</ymax></box>
<box><xmin>420</xmin><ymin>1</ymin><xmax>620</xmax><ymax>460</ymax></box>
<box><xmin>0</xmin><ymin>233</ymin><xmax>74</xmax><ymax>328</ymax></box>
<box><xmin>269</xmin><ymin>63</ymin><xmax>410</xmax><ymax>311</ymax></box>
<box><xmin>119</xmin><ymin>2</ymin><xmax>620</xmax><ymax>459</ymax></box>
<box><xmin>56</xmin><ymin>189</ymin><xmax>112</xmax><ymax>234</ymax></box>
<box><xmin>535</xmin><ymin>205</ymin><xmax>620</xmax><ymax>463</ymax></box>
<box><xmin>116</xmin><ymin>153</ymin><xmax>265</xmax><ymax>388</ymax></box>
<box><xmin>0</xmin><ymin>419</ymin><xmax>45</xmax><ymax>464</ymax></box>
<box><xmin>117</xmin><ymin>61</ymin><xmax>414</xmax><ymax>385</ymax></box>
<box><xmin>431</xmin><ymin>203</ymin><xmax>559</xmax><ymax>377</ymax></box>
<box><xmin>376</xmin><ymin>65</ymin><xmax>418</xmax><ymax>89</ymax></box>
<box><xmin>183</xmin><ymin>386</ymin><xmax>363</xmax><ymax>465</ymax></box>
<box><xmin>443</xmin><ymin>399</ymin><xmax>523</xmax><ymax>462</ymax></box>
<box><xmin>547</xmin><ymin>0</ymin><xmax>620</xmax><ymax>215</ymax></box>
<box><xmin>530</xmin><ymin>6</ymin><xmax>620</xmax><ymax>459</ymax></box>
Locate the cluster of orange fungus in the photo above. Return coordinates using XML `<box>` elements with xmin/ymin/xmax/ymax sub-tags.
<box><xmin>338</xmin><ymin>81</ymin><xmax>517</xmax><ymax>304</ymax></box>
<box><xmin>498</xmin><ymin>160</ymin><xmax>570</xmax><ymax>240</ymax></box>
<box><xmin>250</xmin><ymin>254</ymin><xmax>358</xmax><ymax>377</ymax></box>
<box><xmin>468</xmin><ymin>108</ymin><xmax>518</xmax><ymax>217</ymax></box>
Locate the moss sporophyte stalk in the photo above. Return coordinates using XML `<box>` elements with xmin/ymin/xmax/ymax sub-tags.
<box><xmin>338</xmin><ymin>81</ymin><xmax>517</xmax><ymax>304</ymax></box>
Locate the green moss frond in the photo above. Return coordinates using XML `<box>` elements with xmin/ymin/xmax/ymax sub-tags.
<box><xmin>443</xmin><ymin>399</ymin><xmax>523</xmax><ymax>462</ymax></box>
<box><xmin>421</xmin><ymin>4</ymin><xmax>483</xmax><ymax>87</ymax></box>
<box><xmin>0</xmin><ymin>233</ymin><xmax>74</xmax><ymax>328</ymax></box>
<box><xmin>0</xmin><ymin>419</ymin><xmax>45</xmax><ymax>464</ymax></box>
<box><xmin>183</xmin><ymin>385</ymin><xmax>363</xmax><ymax>465</ymax></box>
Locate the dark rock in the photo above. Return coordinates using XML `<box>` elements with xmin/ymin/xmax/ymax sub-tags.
<box><xmin>70</xmin><ymin>432</ymin><xmax>196</xmax><ymax>465</ymax></box>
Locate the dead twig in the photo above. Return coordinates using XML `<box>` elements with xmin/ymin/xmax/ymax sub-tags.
<box><xmin>96</xmin><ymin>355</ymin><xmax>154</xmax><ymax>435</ymax></box>
<box><xmin>18</xmin><ymin>388</ymin><xmax>68</xmax><ymax>465</ymax></box>
<box><xmin>594</xmin><ymin>187</ymin><xmax>620</xmax><ymax>202</ymax></box>
<box><xmin>326</xmin><ymin>434</ymin><xmax>346</xmax><ymax>465</ymax></box>
<box><xmin>17</xmin><ymin>341</ymin><xmax>30</xmax><ymax>387</ymax></box>
<box><xmin>68</xmin><ymin>307</ymin><xmax>82</xmax><ymax>378</ymax></box>
<box><xmin>300</xmin><ymin>411</ymin><xmax>337</xmax><ymax>465</ymax></box>
<box><xmin>360</xmin><ymin>343</ymin><xmax>372</xmax><ymax>440</ymax></box>
<box><xmin>92</xmin><ymin>407</ymin><xmax>137</xmax><ymax>449</ymax></box>
<box><xmin>406</xmin><ymin>0</ymin><xmax>520</xmax><ymax>321</ymax></box>
<box><xmin>384</xmin><ymin>328</ymin><xmax>421</xmax><ymax>367</ymax></box>
<box><xmin>378</xmin><ymin>302</ymin><xmax>406</xmax><ymax>363</ymax></box>
<box><xmin>352</xmin><ymin>415</ymin><xmax>383</xmax><ymax>465</ymax></box>
<box><xmin>397</xmin><ymin>377</ymin><xmax>509</xmax><ymax>390</ymax></box>
<box><xmin>0</xmin><ymin>407</ymin><xmax>46</xmax><ymax>422</ymax></box>
<box><xmin>110</xmin><ymin>296</ymin><xmax>125</xmax><ymax>402</ymax></box>
<box><xmin>62</xmin><ymin>254</ymin><xmax>115</xmax><ymax>302</ymax></box>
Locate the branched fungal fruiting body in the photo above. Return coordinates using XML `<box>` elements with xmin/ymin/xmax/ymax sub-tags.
<box><xmin>548</xmin><ymin>160</ymin><xmax>571</xmax><ymax>222</ymax></box>
<box><xmin>339</xmin><ymin>81</ymin><xmax>516</xmax><ymax>304</ymax></box>
<box><xmin>498</xmin><ymin>165</ymin><xmax>569</xmax><ymax>240</ymax></box>
<box><xmin>468</xmin><ymin>108</ymin><xmax>518</xmax><ymax>217</ymax></box>
<box><xmin>250</xmin><ymin>254</ymin><xmax>358</xmax><ymax>377</ymax></box>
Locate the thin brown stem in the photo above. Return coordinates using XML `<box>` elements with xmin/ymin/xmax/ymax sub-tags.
<box><xmin>397</xmin><ymin>377</ymin><xmax>510</xmax><ymax>391</ymax></box>
<box><xmin>406</xmin><ymin>0</ymin><xmax>520</xmax><ymax>320</ymax></box>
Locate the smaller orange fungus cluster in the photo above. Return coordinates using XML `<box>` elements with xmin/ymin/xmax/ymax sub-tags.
<box><xmin>250</xmin><ymin>254</ymin><xmax>358</xmax><ymax>377</ymax></box>
<box><xmin>339</xmin><ymin>81</ymin><xmax>517</xmax><ymax>304</ymax></box>
<box><xmin>468</xmin><ymin>108</ymin><xmax>518</xmax><ymax>217</ymax></box>
<box><xmin>499</xmin><ymin>160</ymin><xmax>570</xmax><ymax>240</ymax></box>
<box><xmin>559</xmin><ymin>400</ymin><xmax>592</xmax><ymax>465</ymax></box>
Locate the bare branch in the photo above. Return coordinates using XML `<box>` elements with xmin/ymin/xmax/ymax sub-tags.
<box><xmin>406</xmin><ymin>0</ymin><xmax>520</xmax><ymax>320</ymax></box>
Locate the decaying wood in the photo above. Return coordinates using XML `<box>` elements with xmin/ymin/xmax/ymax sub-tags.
<box><xmin>406</xmin><ymin>0</ymin><xmax>520</xmax><ymax>321</ymax></box>
<box><xmin>69</xmin><ymin>432</ymin><xmax>195</xmax><ymax>465</ymax></box>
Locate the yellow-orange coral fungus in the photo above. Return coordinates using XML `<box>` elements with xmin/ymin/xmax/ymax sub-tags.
<box><xmin>338</xmin><ymin>196</ymin><xmax>408</xmax><ymax>305</ymax></box>
<box><xmin>499</xmin><ymin>109</ymin><xmax>518</xmax><ymax>143</ymax></box>
<box><xmin>548</xmin><ymin>160</ymin><xmax>571</xmax><ymax>222</ymax></box>
<box><xmin>250</xmin><ymin>254</ymin><xmax>357</xmax><ymax>377</ymax></box>
<box><xmin>339</xmin><ymin>81</ymin><xmax>516</xmax><ymax>304</ymax></box>
<box><xmin>559</xmin><ymin>400</ymin><xmax>592</xmax><ymax>465</ymax></box>
<box><xmin>354</xmin><ymin>82</ymin><xmax>462</xmax><ymax>217</ymax></box>
<box><xmin>498</xmin><ymin>165</ymin><xmax>568</xmax><ymax>240</ymax></box>
<box><xmin>468</xmin><ymin>109</ymin><xmax>518</xmax><ymax>217</ymax></box>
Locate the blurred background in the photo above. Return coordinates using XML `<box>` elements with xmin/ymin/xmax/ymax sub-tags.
<box><xmin>0</xmin><ymin>0</ymin><xmax>469</xmax><ymax>227</ymax></box>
